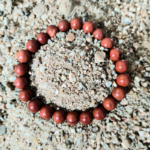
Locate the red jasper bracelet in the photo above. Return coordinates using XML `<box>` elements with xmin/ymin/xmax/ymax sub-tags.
<box><xmin>14</xmin><ymin>18</ymin><xmax>130</xmax><ymax>125</ymax></box>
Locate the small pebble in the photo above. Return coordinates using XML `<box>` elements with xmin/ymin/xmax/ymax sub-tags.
<box><xmin>147</xmin><ymin>97</ymin><xmax>150</xmax><ymax>103</ymax></box>
<box><xmin>86</xmin><ymin>37</ymin><xmax>92</xmax><ymax>43</ymax></box>
<box><xmin>33</xmin><ymin>4</ymin><xmax>46</xmax><ymax>17</ymax></box>
<box><xmin>92</xmin><ymin>126</ymin><xmax>99</xmax><ymax>133</ymax></box>
<box><xmin>66</xmin><ymin>33</ymin><xmax>75</xmax><ymax>42</ymax></box>
<box><xmin>95</xmin><ymin>51</ymin><xmax>106</xmax><ymax>63</ymax></box>
<box><xmin>69</xmin><ymin>72</ymin><xmax>75</xmax><ymax>82</ymax></box>
<box><xmin>0</xmin><ymin>125</ymin><xmax>7</xmax><ymax>135</ymax></box>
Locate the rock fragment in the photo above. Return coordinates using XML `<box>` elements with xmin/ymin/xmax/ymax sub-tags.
<box><xmin>95</xmin><ymin>51</ymin><xmax>106</xmax><ymax>63</ymax></box>
<box><xmin>140</xmin><ymin>22</ymin><xmax>146</xmax><ymax>31</ymax></box>
<box><xmin>121</xmin><ymin>137</ymin><xmax>131</xmax><ymax>149</ymax></box>
<box><xmin>0</xmin><ymin>125</ymin><xmax>7</xmax><ymax>135</ymax></box>
<box><xmin>142</xmin><ymin>41</ymin><xmax>150</xmax><ymax>50</ymax></box>
<box><xmin>33</xmin><ymin>4</ymin><xmax>46</xmax><ymax>17</ymax></box>
<box><xmin>86</xmin><ymin>37</ymin><xmax>92</xmax><ymax>43</ymax></box>
<box><xmin>59</xmin><ymin>0</ymin><xmax>73</xmax><ymax>16</ymax></box>
<box><xmin>121</xmin><ymin>17</ymin><xmax>131</xmax><ymax>25</ymax></box>
<box><xmin>66</xmin><ymin>33</ymin><xmax>75</xmax><ymax>42</ymax></box>
<box><xmin>69</xmin><ymin>73</ymin><xmax>75</xmax><ymax>83</ymax></box>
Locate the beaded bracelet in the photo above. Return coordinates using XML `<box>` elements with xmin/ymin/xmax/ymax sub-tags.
<box><xmin>14</xmin><ymin>18</ymin><xmax>130</xmax><ymax>125</ymax></box>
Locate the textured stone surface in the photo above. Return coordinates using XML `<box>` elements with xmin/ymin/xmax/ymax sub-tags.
<box><xmin>0</xmin><ymin>125</ymin><xmax>7</xmax><ymax>135</ymax></box>
<box><xmin>33</xmin><ymin>4</ymin><xmax>46</xmax><ymax>17</ymax></box>
<box><xmin>95</xmin><ymin>51</ymin><xmax>106</xmax><ymax>63</ymax></box>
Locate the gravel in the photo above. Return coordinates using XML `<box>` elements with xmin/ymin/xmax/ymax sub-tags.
<box><xmin>0</xmin><ymin>0</ymin><xmax>150</xmax><ymax>149</ymax></box>
<box><xmin>0</xmin><ymin>125</ymin><xmax>7</xmax><ymax>135</ymax></box>
<box><xmin>33</xmin><ymin>4</ymin><xmax>46</xmax><ymax>17</ymax></box>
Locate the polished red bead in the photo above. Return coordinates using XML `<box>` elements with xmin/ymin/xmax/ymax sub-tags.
<box><xmin>116</xmin><ymin>73</ymin><xmax>130</xmax><ymax>87</ymax></box>
<box><xmin>26</xmin><ymin>40</ymin><xmax>40</xmax><ymax>53</ymax></box>
<box><xmin>66</xmin><ymin>111</ymin><xmax>79</xmax><ymax>125</ymax></box>
<box><xmin>58</xmin><ymin>20</ymin><xmax>70</xmax><ymax>32</ymax></box>
<box><xmin>112</xmin><ymin>87</ymin><xmax>126</xmax><ymax>101</ymax></box>
<box><xmin>101</xmin><ymin>38</ymin><xmax>114</xmax><ymax>49</ymax></box>
<box><xmin>14</xmin><ymin>63</ymin><xmax>28</xmax><ymax>76</ymax></box>
<box><xmin>93</xmin><ymin>29</ymin><xmax>105</xmax><ymax>40</ymax></box>
<box><xmin>115</xmin><ymin>60</ymin><xmax>128</xmax><ymax>73</ymax></box>
<box><xmin>103</xmin><ymin>97</ymin><xmax>117</xmax><ymax>111</ymax></box>
<box><xmin>19</xmin><ymin>89</ymin><xmax>33</xmax><ymax>102</ymax></box>
<box><xmin>80</xmin><ymin>111</ymin><xmax>93</xmax><ymax>125</ymax></box>
<box><xmin>110</xmin><ymin>48</ymin><xmax>121</xmax><ymax>61</ymax></box>
<box><xmin>37</xmin><ymin>32</ymin><xmax>49</xmax><ymax>45</ymax></box>
<box><xmin>53</xmin><ymin>110</ymin><xmax>66</xmax><ymax>124</ymax></box>
<box><xmin>93</xmin><ymin>106</ymin><xmax>107</xmax><ymax>120</ymax></box>
<box><xmin>17</xmin><ymin>50</ymin><xmax>31</xmax><ymax>63</ymax></box>
<box><xmin>28</xmin><ymin>99</ymin><xmax>41</xmax><ymax>113</ymax></box>
<box><xmin>70</xmin><ymin>18</ymin><xmax>83</xmax><ymax>30</ymax></box>
<box><xmin>83</xmin><ymin>21</ymin><xmax>95</xmax><ymax>33</ymax></box>
<box><xmin>40</xmin><ymin>106</ymin><xmax>53</xmax><ymax>119</ymax></box>
<box><xmin>46</xmin><ymin>25</ymin><xmax>59</xmax><ymax>37</ymax></box>
<box><xmin>14</xmin><ymin>76</ymin><xmax>28</xmax><ymax>89</ymax></box>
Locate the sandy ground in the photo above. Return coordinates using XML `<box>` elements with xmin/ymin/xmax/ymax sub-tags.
<box><xmin>0</xmin><ymin>0</ymin><xmax>150</xmax><ymax>150</ymax></box>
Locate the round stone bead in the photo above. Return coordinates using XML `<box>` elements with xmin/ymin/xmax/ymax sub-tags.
<box><xmin>116</xmin><ymin>73</ymin><xmax>130</xmax><ymax>87</ymax></box>
<box><xmin>40</xmin><ymin>106</ymin><xmax>53</xmax><ymax>120</ymax></box>
<box><xmin>83</xmin><ymin>21</ymin><xmax>95</xmax><ymax>33</ymax></box>
<box><xmin>66</xmin><ymin>111</ymin><xmax>79</xmax><ymax>125</ymax></box>
<box><xmin>14</xmin><ymin>63</ymin><xmax>28</xmax><ymax>76</ymax></box>
<box><xmin>53</xmin><ymin>110</ymin><xmax>66</xmax><ymax>124</ymax></box>
<box><xmin>115</xmin><ymin>60</ymin><xmax>128</xmax><ymax>73</ymax></box>
<box><xmin>101</xmin><ymin>38</ymin><xmax>113</xmax><ymax>49</ymax></box>
<box><xmin>14</xmin><ymin>76</ymin><xmax>28</xmax><ymax>89</ymax></box>
<box><xmin>19</xmin><ymin>89</ymin><xmax>33</xmax><ymax>102</ymax></box>
<box><xmin>37</xmin><ymin>32</ymin><xmax>49</xmax><ymax>45</ymax></box>
<box><xmin>80</xmin><ymin>111</ymin><xmax>93</xmax><ymax>125</ymax></box>
<box><xmin>46</xmin><ymin>25</ymin><xmax>59</xmax><ymax>37</ymax></box>
<box><xmin>28</xmin><ymin>99</ymin><xmax>41</xmax><ymax>113</ymax></box>
<box><xmin>70</xmin><ymin>18</ymin><xmax>83</xmax><ymax>30</ymax></box>
<box><xmin>93</xmin><ymin>106</ymin><xmax>107</xmax><ymax>120</ymax></box>
<box><xmin>58</xmin><ymin>20</ymin><xmax>70</xmax><ymax>32</ymax></box>
<box><xmin>110</xmin><ymin>48</ymin><xmax>121</xmax><ymax>61</ymax></box>
<box><xmin>93</xmin><ymin>28</ymin><xmax>105</xmax><ymax>40</ymax></box>
<box><xmin>112</xmin><ymin>87</ymin><xmax>126</xmax><ymax>101</ymax></box>
<box><xmin>103</xmin><ymin>97</ymin><xmax>117</xmax><ymax>111</ymax></box>
<box><xmin>17</xmin><ymin>50</ymin><xmax>31</xmax><ymax>63</ymax></box>
<box><xmin>26</xmin><ymin>40</ymin><xmax>40</xmax><ymax>53</ymax></box>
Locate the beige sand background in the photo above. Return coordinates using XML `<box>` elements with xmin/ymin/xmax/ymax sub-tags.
<box><xmin>0</xmin><ymin>0</ymin><xmax>150</xmax><ymax>149</ymax></box>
